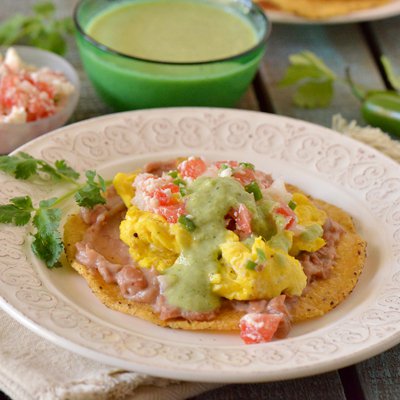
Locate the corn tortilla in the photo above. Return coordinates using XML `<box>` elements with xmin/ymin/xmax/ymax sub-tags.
<box><xmin>63</xmin><ymin>196</ymin><xmax>366</xmax><ymax>331</ymax></box>
<box><xmin>256</xmin><ymin>0</ymin><xmax>391</xmax><ymax>19</ymax></box>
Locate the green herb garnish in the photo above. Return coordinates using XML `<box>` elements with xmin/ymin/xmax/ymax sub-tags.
<box><xmin>168</xmin><ymin>170</ymin><xmax>178</xmax><ymax>178</ymax></box>
<box><xmin>246</xmin><ymin>260</ymin><xmax>257</xmax><ymax>270</ymax></box>
<box><xmin>0</xmin><ymin>1</ymin><xmax>74</xmax><ymax>55</ymax></box>
<box><xmin>0</xmin><ymin>153</ymin><xmax>107</xmax><ymax>268</ymax></box>
<box><xmin>74</xmin><ymin>170</ymin><xmax>106</xmax><ymax>208</ymax></box>
<box><xmin>281</xmin><ymin>51</ymin><xmax>400</xmax><ymax>136</ymax></box>
<box><xmin>173</xmin><ymin>178</ymin><xmax>185</xmax><ymax>186</ymax></box>
<box><xmin>256</xmin><ymin>248</ymin><xmax>266</xmax><ymax>263</ymax></box>
<box><xmin>178</xmin><ymin>215</ymin><xmax>196</xmax><ymax>232</ymax></box>
<box><xmin>0</xmin><ymin>153</ymin><xmax>79</xmax><ymax>182</ymax></box>
<box><xmin>239</xmin><ymin>162</ymin><xmax>255</xmax><ymax>170</ymax></box>
<box><xmin>245</xmin><ymin>181</ymin><xmax>263</xmax><ymax>201</ymax></box>
<box><xmin>288</xmin><ymin>200</ymin><xmax>297</xmax><ymax>210</ymax></box>
<box><xmin>279</xmin><ymin>51</ymin><xmax>337</xmax><ymax>108</ymax></box>
<box><xmin>280</xmin><ymin>51</ymin><xmax>400</xmax><ymax>111</ymax></box>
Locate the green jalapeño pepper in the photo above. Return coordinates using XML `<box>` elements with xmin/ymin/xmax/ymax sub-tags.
<box><xmin>361</xmin><ymin>91</ymin><xmax>400</xmax><ymax>137</ymax></box>
<box><xmin>346</xmin><ymin>68</ymin><xmax>400</xmax><ymax>137</ymax></box>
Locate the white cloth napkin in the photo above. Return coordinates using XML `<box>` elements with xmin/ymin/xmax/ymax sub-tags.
<box><xmin>0</xmin><ymin>310</ymin><xmax>221</xmax><ymax>400</ymax></box>
<box><xmin>0</xmin><ymin>116</ymin><xmax>398</xmax><ymax>400</ymax></box>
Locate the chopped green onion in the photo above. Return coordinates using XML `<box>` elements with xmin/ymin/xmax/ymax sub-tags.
<box><xmin>246</xmin><ymin>260</ymin><xmax>257</xmax><ymax>270</ymax></box>
<box><xmin>256</xmin><ymin>248</ymin><xmax>266</xmax><ymax>263</ymax></box>
<box><xmin>178</xmin><ymin>215</ymin><xmax>196</xmax><ymax>232</ymax></box>
<box><xmin>173</xmin><ymin>178</ymin><xmax>185</xmax><ymax>186</ymax></box>
<box><xmin>220</xmin><ymin>164</ymin><xmax>229</xmax><ymax>170</ymax></box>
<box><xmin>288</xmin><ymin>200</ymin><xmax>297</xmax><ymax>210</ymax></box>
<box><xmin>240</xmin><ymin>162</ymin><xmax>255</xmax><ymax>170</ymax></box>
<box><xmin>179</xmin><ymin>186</ymin><xmax>187</xmax><ymax>197</ymax></box>
<box><xmin>168</xmin><ymin>170</ymin><xmax>178</xmax><ymax>178</ymax></box>
<box><xmin>245</xmin><ymin>181</ymin><xmax>263</xmax><ymax>201</ymax></box>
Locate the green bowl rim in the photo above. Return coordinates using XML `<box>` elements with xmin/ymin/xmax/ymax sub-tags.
<box><xmin>73</xmin><ymin>0</ymin><xmax>271</xmax><ymax>66</ymax></box>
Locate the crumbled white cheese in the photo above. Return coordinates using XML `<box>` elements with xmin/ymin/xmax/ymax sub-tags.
<box><xmin>219</xmin><ymin>167</ymin><xmax>233</xmax><ymax>178</ymax></box>
<box><xmin>0</xmin><ymin>106</ymin><xmax>27</xmax><ymax>124</ymax></box>
<box><xmin>4</xmin><ymin>47</ymin><xmax>22</xmax><ymax>72</ymax></box>
<box><xmin>0</xmin><ymin>47</ymin><xmax>75</xmax><ymax>124</ymax></box>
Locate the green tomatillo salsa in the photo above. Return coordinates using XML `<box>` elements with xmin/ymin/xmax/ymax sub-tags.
<box><xmin>86</xmin><ymin>0</ymin><xmax>258</xmax><ymax>63</ymax></box>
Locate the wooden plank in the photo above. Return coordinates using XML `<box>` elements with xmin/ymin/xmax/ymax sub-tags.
<box><xmin>237</xmin><ymin>85</ymin><xmax>261</xmax><ymax>110</ymax></box>
<box><xmin>346</xmin><ymin>17</ymin><xmax>400</xmax><ymax>400</ymax></box>
<box><xmin>190</xmin><ymin>372</ymin><xmax>346</xmax><ymax>400</ymax></box>
<box><xmin>365</xmin><ymin>16</ymin><xmax>400</xmax><ymax>83</ymax></box>
<box><xmin>257</xmin><ymin>24</ymin><xmax>385</xmax><ymax>127</ymax></box>
<box><xmin>356</xmin><ymin>345</ymin><xmax>400</xmax><ymax>400</ymax></box>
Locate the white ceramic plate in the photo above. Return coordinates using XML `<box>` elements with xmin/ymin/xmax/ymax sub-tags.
<box><xmin>264</xmin><ymin>0</ymin><xmax>400</xmax><ymax>24</ymax></box>
<box><xmin>0</xmin><ymin>108</ymin><xmax>399</xmax><ymax>383</ymax></box>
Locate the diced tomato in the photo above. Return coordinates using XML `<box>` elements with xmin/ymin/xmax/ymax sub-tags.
<box><xmin>33</xmin><ymin>80</ymin><xmax>55</xmax><ymax>98</ymax></box>
<box><xmin>157</xmin><ymin>203</ymin><xmax>186</xmax><ymax>224</ymax></box>
<box><xmin>236</xmin><ymin>204</ymin><xmax>252</xmax><ymax>237</ymax></box>
<box><xmin>0</xmin><ymin>68</ymin><xmax>56</xmax><ymax>122</ymax></box>
<box><xmin>226</xmin><ymin>203</ymin><xmax>252</xmax><ymax>239</ymax></box>
<box><xmin>233</xmin><ymin>168</ymin><xmax>256</xmax><ymax>186</ymax></box>
<box><xmin>153</xmin><ymin>183</ymin><xmax>180</xmax><ymax>206</ymax></box>
<box><xmin>178</xmin><ymin>157</ymin><xmax>207</xmax><ymax>179</ymax></box>
<box><xmin>254</xmin><ymin>170</ymin><xmax>273</xmax><ymax>189</ymax></box>
<box><xmin>239</xmin><ymin>313</ymin><xmax>283</xmax><ymax>344</ymax></box>
<box><xmin>214</xmin><ymin>160</ymin><xmax>239</xmax><ymax>169</ymax></box>
<box><xmin>275</xmin><ymin>204</ymin><xmax>297</xmax><ymax>230</ymax></box>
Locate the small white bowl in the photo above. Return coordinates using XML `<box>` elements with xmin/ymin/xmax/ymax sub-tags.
<box><xmin>0</xmin><ymin>46</ymin><xmax>80</xmax><ymax>154</ymax></box>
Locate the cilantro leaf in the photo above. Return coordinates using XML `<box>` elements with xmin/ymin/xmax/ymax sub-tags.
<box><xmin>33</xmin><ymin>201</ymin><xmax>61</xmax><ymax>235</ymax></box>
<box><xmin>54</xmin><ymin>160</ymin><xmax>80</xmax><ymax>180</ymax></box>
<box><xmin>0</xmin><ymin>153</ymin><xmax>80</xmax><ymax>185</ymax></box>
<box><xmin>381</xmin><ymin>56</ymin><xmax>400</xmax><ymax>91</ymax></box>
<box><xmin>38</xmin><ymin>159</ymin><xmax>80</xmax><ymax>182</ymax></box>
<box><xmin>32</xmin><ymin>203</ymin><xmax>63</xmax><ymax>268</ymax></box>
<box><xmin>0</xmin><ymin>154</ymin><xmax>108</xmax><ymax>268</ymax></box>
<box><xmin>74</xmin><ymin>171</ymin><xmax>106</xmax><ymax>208</ymax></box>
<box><xmin>280</xmin><ymin>51</ymin><xmax>337</xmax><ymax>109</ymax></box>
<box><xmin>0</xmin><ymin>153</ymin><xmax>38</xmax><ymax>179</ymax></box>
<box><xmin>33</xmin><ymin>1</ymin><xmax>55</xmax><ymax>17</ymax></box>
<box><xmin>0</xmin><ymin>1</ymin><xmax>73</xmax><ymax>55</ymax></box>
<box><xmin>31</xmin><ymin>231</ymin><xmax>63</xmax><ymax>269</ymax></box>
<box><xmin>0</xmin><ymin>196</ymin><xmax>34</xmax><ymax>226</ymax></box>
<box><xmin>293</xmin><ymin>80</ymin><xmax>334</xmax><ymax>108</ymax></box>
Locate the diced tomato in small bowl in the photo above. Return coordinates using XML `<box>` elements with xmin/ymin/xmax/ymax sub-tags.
<box><xmin>0</xmin><ymin>46</ymin><xmax>80</xmax><ymax>154</ymax></box>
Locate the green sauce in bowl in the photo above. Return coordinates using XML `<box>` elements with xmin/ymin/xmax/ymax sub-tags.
<box><xmin>74</xmin><ymin>0</ymin><xmax>270</xmax><ymax>110</ymax></box>
<box><xmin>87</xmin><ymin>0</ymin><xmax>258</xmax><ymax>63</ymax></box>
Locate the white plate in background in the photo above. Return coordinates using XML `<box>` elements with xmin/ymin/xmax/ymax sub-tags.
<box><xmin>263</xmin><ymin>0</ymin><xmax>400</xmax><ymax>24</ymax></box>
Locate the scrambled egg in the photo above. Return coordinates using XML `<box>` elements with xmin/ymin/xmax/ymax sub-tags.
<box><xmin>113</xmin><ymin>172</ymin><xmax>138</xmax><ymax>207</ymax></box>
<box><xmin>120</xmin><ymin>206</ymin><xmax>191</xmax><ymax>271</ymax></box>
<box><xmin>114</xmin><ymin>171</ymin><xmax>190</xmax><ymax>272</ymax></box>
<box><xmin>113</xmin><ymin>172</ymin><xmax>327</xmax><ymax>301</ymax></box>
<box><xmin>291</xmin><ymin>193</ymin><xmax>327</xmax><ymax>255</ymax></box>
<box><xmin>210</xmin><ymin>233</ymin><xmax>307</xmax><ymax>300</ymax></box>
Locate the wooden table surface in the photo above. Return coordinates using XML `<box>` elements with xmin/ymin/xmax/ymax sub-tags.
<box><xmin>1</xmin><ymin>1</ymin><xmax>400</xmax><ymax>400</ymax></box>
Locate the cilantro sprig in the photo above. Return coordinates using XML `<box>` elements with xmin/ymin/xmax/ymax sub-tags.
<box><xmin>0</xmin><ymin>1</ymin><xmax>73</xmax><ymax>55</ymax></box>
<box><xmin>0</xmin><ymin>153</ymin><xmax>107</xmax><ymax>269</ymax></box>
<box><xmin>0</xmin><ymin>153</ymin><xmax>79</xmax><ymax>182</ymax></box>
<box><xmin>280</xmin><ymin>50</ymin><xmax>400</xmax><ymax>109</ymax></box>
<box><xmin>279</xmin><ymin>51</ymin><xmax>337</xmax><ymax>108</ymax></box>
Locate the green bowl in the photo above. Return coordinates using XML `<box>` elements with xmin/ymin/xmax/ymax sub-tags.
<box><xmin>74</xmin><ymin>0</ymin><xmax>270</xmax><ymax>111</ymax></box>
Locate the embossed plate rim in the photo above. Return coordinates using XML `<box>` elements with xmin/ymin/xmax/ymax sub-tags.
<box><xmin>0</xmin><ymin>108</ymin><xmax>399</xmax><ymax>383</ymax></box>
